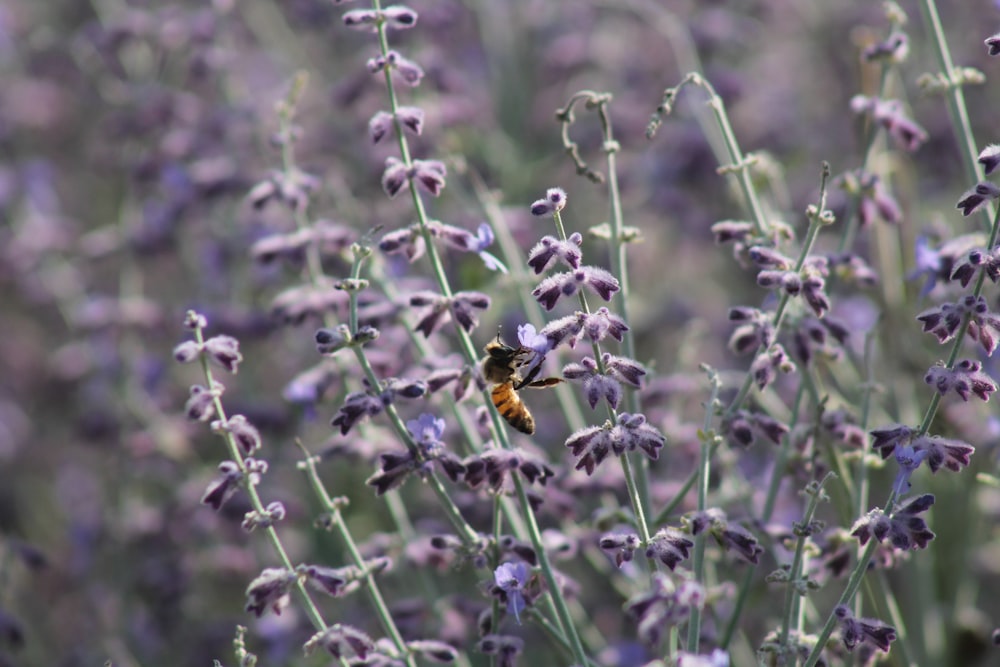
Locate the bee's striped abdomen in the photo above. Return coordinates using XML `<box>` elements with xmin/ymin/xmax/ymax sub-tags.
<box><xmin>491</xmin><ymin>383</ymin><xmax>535</xmax><ymax>434</ymax></box>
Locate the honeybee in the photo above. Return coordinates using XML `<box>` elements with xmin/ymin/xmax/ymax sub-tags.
<box><xmin>482</xmin><ymin>333</ymin><xmax>561</xmax><ymax>435</ymax></box>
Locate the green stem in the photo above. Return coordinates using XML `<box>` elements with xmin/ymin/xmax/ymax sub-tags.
<box><xmin>297</xmin><ymin>443</ymin><xmax>415</xmax><ymax>665</ymax></box>
<box><xmin>917</xmin><ymin>0</ymin><xmax>994</xmax><ymax>233</ymax></box>
<box><xmin>654</xmin><ymin>74</ymin><xmax>769</xmax><ymax>235</ymax></box>
<box><xmin>802</xmin><ymin>489</ymin><xmax>897</xmax><ymax>667</ymax></box>
<box><xmin>780</xmin><ymin>473</ymin><xmax>835</xmax><ymax>649</ymax></box>
<box><xmin>369</xmin><ymin>5</ymin><xmax>590</xmax><ymax>663</ymax></box>
<box><xmin>723</xmin><ymin>163</ymin><xmax>832</xmax><ymax>420</ymax></box>
<box><xmin>917</xmin><ymin>204</ymin><xmax>1000</xmax><ymax>436</ymax></box>
<box><xmin>192</xmin><ymin>321</ymin><xmax>328</xmax><ymax>634</ymax></box>
<box><xmin>720</xmin><ymin>384</ymin><xmax>807</xmax><ymax>648</ymax></box>
<box><xmin>550</xmin><ymin>204</ymin><xmax>653</xmax><ymax>546</ymax></box>
<box><xmin>685</xmin><ymin>369</ymin><xmax>722</xmax><ymax>652</ymax></box>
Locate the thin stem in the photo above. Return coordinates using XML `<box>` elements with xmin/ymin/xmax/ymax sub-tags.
<box><xmin>917</xmin><ymin>204</ymin><xmax>1000</xmax><ymax>436</ymax></box>
<box><xmin>917</xmin><ymin>0</ymin><xmax>994</xmax><ymax>233</ymax></box>
<box><xmin>685</xmin><ymin>368</ymin><xmax>722</xmax><ymax>653</ymax></box>
<box><xmin>651</xmin><ymin>73</ymin><xmax>769</xmax><ymax>235</ymax></box>
<box><xmin>723</xmin><ymin>163</ymin><xmax>832</xmax><ymax>420</ymax></box>
<box><xmin>191</xmin><ymin>321</ymin><xmax>328</xmax><ymax>634</ymax></box>
<box><xmin>297</xmin><ymin>443</ymin><xmax>415</xmax><ymax>665</ymax></box>
<box><xmin>779</xmin><ymin>473</ymin><xmax>835</xmax><ymax>649</ymax></box>
<box><xmin>557</xmin><ymin>89</ymin><xmax>654</xmax><ymax>527</ymax></box>
<box><xmin>719</xmin><ymin>384</ymin><xmax>807</xmax><ymax>648</ymax></box>
<box><xmin>369</xmin><ymin>7</ymin><xmax>589</xmax><ymax>664</ymax></box>
<box><xmin>802</xmin><ymin>489</ymin><xmax>897</xmax><ymax>667</ymax></box>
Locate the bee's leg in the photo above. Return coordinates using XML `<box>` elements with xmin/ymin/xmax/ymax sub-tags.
<box><xmin>527</xmin><ymin>377</ymin><xmax>562</xmax><ymax>388</ymax></box>
<box><xmin>515</xmin><ymin>361</ymin><xmax>543</xmax><ymax>389</ymax></box>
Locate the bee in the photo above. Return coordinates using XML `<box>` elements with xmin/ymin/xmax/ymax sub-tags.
<box><xmin>482</xmin><ymin>333</ymin><xmax>561</xmax><ymax>435</ymax></box>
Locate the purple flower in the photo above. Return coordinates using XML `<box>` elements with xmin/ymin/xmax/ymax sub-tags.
<box><xmin>367</xmin><ymin>50</ymin><xmax>424</xmax><ymax>86</ymax></box>
<box><xmin>211</xmin><ymin>414</ymin><xmax>261</xmax><ymax>455</ymax></box>
<box><xmin>526</xmin><ymin>233</ymin><xmax>583</xmax><ymax>274</ymax></box>
<box><xmin>924</xmin><ymin>359</ymin><xmax>997</xmax><ymax>402</ymax></box>
<box><xmin>381</xmin><ymin>157</ymin><xmax>410</xmax><ymax>198</ymax></box>
<box><xmin>645</xmin><ymin>528</ymin><xmax>695</xmax><ymax>570</ymax></box>
<box><xmin>410</xmin><ymin>290</ymin><xmax>490</xmax><ymax>336</ymax></box>
<box><xmin>382</xmin><ymin>5</ymin><xmax>418</xmax><ymax>30</ymax></box>
<box><xmin>724</xmin><ymin>410</ymin><xmax>789</xmax><ymax>448</ymax></box>
<box><xmin>529</xmin><ymin>187</ymin><xmax>567</xmax><ymax>216</ymax></box>
<box><xmin>857</xmin><ymin>172</ymin><xmax>902</xmax><ymax>226</ymax></box>
<box><xmin>563</xmin><ymin>356</ymin><xmax>621</xmax><ymax>410</ymax></box>
<box><xmin>515</xmin><ymin>322</ymin><xmax>550</xmax><ymax>380</ymax></box>
<box><xmin>368</xmin><ymin>110</ymin><xmax>394</xmax><ymax>144</ymax></box>
<box><xmin>986</xmin><ymin>32</ymin><xmax>1000</xmax><ymax>56</ymax></box>
<box><xmin>468</xmin><ymin>223</ymin><xmax>507</xmax><ymax>273</ymax></box>
<box><xmin>531</xmin><ymin>266</ymin><xmax>620</xmax><ymax>310</ymax></box>
<box><xmin>624</xmin><ymin>574</ymin><xmax>704</xmax><ymax>647</ymax></box>
<box><xmin>395</xmin><ymin>105</ymin><xmax>424</xmax><ymax>135</ymax></box>
<box><xmin>379</xmin><ymin>225</ymin><xmax>425</xmax><ymax>262</ymax></box>
<box><xmin>380</xmin><ymin>157</ymin><xmax>447</xmax><ymax>199</ymax></box>
<box><xmin>411</xmin><ymin>159</ymin><xmax>447</xmax><ymax>196</ymax></box>
<box><xmin>564</xmin><ymin>412</ymin><xmax>664</xmax><ymax>474</ymax></box>
<box><xmin>957</xmin><ymin>181</ymin><xmax>1000</xmax><ymax>216</ymax></box>
<box><xmin>305</xmin><ymin>624</ymin><xmax>375</xmax><ymax>659</ymax></box>
<box><xmin>686</xmin><ymin>509</ymin><xmax>764</xmax><ymax>564</ymax></box>
<box><xmin>493</xmin><ymin>562</ymin><xmax>529</xmax><ymax>623</ymax></box>
<box><xmin>201</xmin><ymin>460</ymin><xmax>243</xmax><ymax>510</ymax></box>
<box><xmin>850</xmin><ymin>96</ymin><xmax>928</xmax><ymax>152</ymax></box>
<box><xmin>892</xmin><ymin>445</ymin><xmax>928</xmax><ymax>496</ymax></box>
<box><xmin>863</xmin><ymin>32</ymin><xmax>908</xmax><ymax>63</ymax></box>
<box><xmin>599</xmin><ymin>532</ymin><xmax>641</xmax><ymax>568</ymax></box>
<box><xmin>245</xmin><ymin>567</ymin><xmax>295</xmax><ymax>617</ymax></box>
<box><xmin>342</xmin><ymin>8</ymin><xmax>379</xmax><ymax>31</ymax></box>
<box><xmin>603</xmin><ymin>353</ymin><xmax>646</xmax><ymax>387</ymax></box>
<box><xmin>406</xmin><ymin>412</ymin><xmax>446</xmax><ymax>455</ymax></box>
<box><xmin>834</xmin><ymin>605</ymin><xmax>897</xmax><ymax>653</ymax></box>
<box><xmin>477</xmin><ymin>635</ymin><xmax>524</xmax><ymax>667</ymax></box>
<box><xmin>978</xmin><ymin>144</ymin><xmax>1000</xmax><ymax>174</ymax></box>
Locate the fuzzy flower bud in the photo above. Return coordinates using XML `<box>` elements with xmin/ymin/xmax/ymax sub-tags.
<box><xmin>957</xmin><ymin>181</ymin><xmax>1000</xmax><ymax>217</ymax></box>
<box><xmin>978</xmin><ymin>144</ymin><xmax>1000</xmax><ymax>175</ymax></box>
<box><xmin>529</xmin><ymin>187</ymin><xmax>567</xmax><ymax>216</ymax></box>
<box><xmin>527</xmin><ymin>233</ymin><xmax>583</xmax><ymax>273</ymax></box>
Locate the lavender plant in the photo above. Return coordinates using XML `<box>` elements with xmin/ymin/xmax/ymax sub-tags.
<box><xmin>6</xmin><ymin>1</ymin><xmax>1000</xmax><ymax>666</ymax></box>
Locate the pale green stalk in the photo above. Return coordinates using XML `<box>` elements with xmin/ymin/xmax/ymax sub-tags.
<box><xmin>297</xmin><ymin>443</ymin><xmax>415</xmax><ymax>666</ymax></box>
<box><xmin>685</xmin><ymin>369</ymin><xmax>722</xmax><ymax>653</ymax></box>
<box><xmin>917</xmin><ymin>0</ymin><xmax>994</xmax><ymax>233</ymax></box>
<box><xmin>556</xmin><ymin>89</ymin><xmax>654</xmax><ymax>534</ymax></box>
<box><xmin>190</xmin><ymin>318</ymin><xmax>328</xmax><ymax>635</ymax></box>
<box><xmin>369</xmin><ymin>3</ymin><xmax>590</xmax><ymax>662</ymax></box>
<box><xmin>723</xmin><ymin>164</ymin><xmax>833</xmax><ymax>419</ymax></box>
<box><xmin>779</xmin><ymin>473</ymin><xmax>835</xmax><ymax>650</ymax></box>
<box><xmin>719</xmin><ymin>384</ymin><xmax>807</xmax><ymax>648</ymax></box>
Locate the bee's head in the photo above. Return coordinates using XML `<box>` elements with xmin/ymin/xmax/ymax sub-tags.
<box><xmin>484</xmin><ymin>326</ymin><xmax>509</xmax><ymax>354</ymax></box>
<box><xmin>484</xmin><ymin>328</ymin><xmax>519</xmax><ymax>359</ymax></box>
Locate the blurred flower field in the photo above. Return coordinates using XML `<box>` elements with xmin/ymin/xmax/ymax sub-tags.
<box><xmin>2</xmin><ymin>1</ymin><xmax>1000</xmax><ymax>666</ymax></box>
